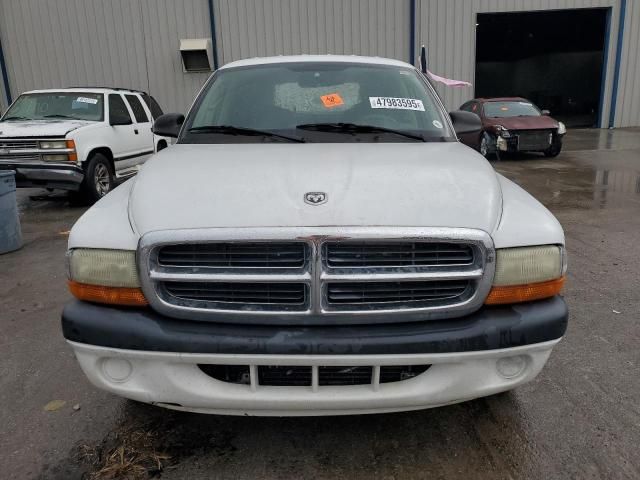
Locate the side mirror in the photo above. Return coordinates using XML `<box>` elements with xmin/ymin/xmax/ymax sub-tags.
<box><xmin>541</xmin><ymin>109</ymin><xmax>551</xmax><ymax>116</ymax></box>
<box><xmin>449</xmin><ymin>110</ymin><xmax>482</xmax><ymax>136</ymax></box>
<box><xmin>152</xmin><ymin>113</ymin><xmax>185</xmax><ymax>138</ymax></box>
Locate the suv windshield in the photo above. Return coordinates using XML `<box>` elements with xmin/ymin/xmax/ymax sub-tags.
<box><xmin>1</xmin><ymin>92</ymin><xmax>104</xmax><ymax>122</ymax></box>
<box><xmin>484</xmin><ymin>101</ymin><xmax>540</xmax><ymax>118</ymax></box>
<box><xmin>181</xmin><ymin>62</ymin><xmax>453</xmax><ymax>143</ymax></box>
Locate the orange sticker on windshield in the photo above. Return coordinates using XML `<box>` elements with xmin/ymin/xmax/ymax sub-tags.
<box><xmin>321</xmin><ymin>93</ymin><xmax>344</xmax><ymax>108</ymax></box>
<box><xmin>500</xmin><ymin>106</ymin><xmax>509</xmax><ymax>111</ymax></box>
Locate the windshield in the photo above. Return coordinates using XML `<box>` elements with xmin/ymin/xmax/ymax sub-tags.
<box><xmin>181</xmin><ymin>62</ymin><xmax>453</xmax><ymax>143</ymax></box>
<box><xmin>483</xmin><ymin>101</ymin><xmax>541</xmax><ymax>118</ymax></box>
<box><xmin>1</xmin><ymin>92</ymin><xmax>104</xmax><ymax>122</ymax></box>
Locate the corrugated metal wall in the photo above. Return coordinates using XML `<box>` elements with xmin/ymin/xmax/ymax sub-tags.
<box><xmin>0</xmin><ymin>0</ymin><xmax>209</xmax><ymax>113</ymax></box>
<box><xmin>140</xmin><ymin>0</ymin><xmax>211</xmax><ymax>113</ymax></box>
<box><xmin>0</xmin><ymin>0</ymin><xmax>638</xmax><ymax>126</ymax></box>
<box><xmin>212</xmin><ymin>0</ymin><xmax>410</xmax><ymax>65</ymax></box>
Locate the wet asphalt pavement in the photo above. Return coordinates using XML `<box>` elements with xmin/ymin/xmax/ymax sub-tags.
<box><xmin>1</xmin><ymin>128</ymin><xmax>639</xmax><ymax>479</ymax></box>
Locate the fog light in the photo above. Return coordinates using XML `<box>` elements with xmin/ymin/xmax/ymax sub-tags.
<box><xmin>496</xmin><ymin>355</ymin><xmax>527</xmax><ymax>379</ymax></box>
<box><xmin>102</xmin><ymin>358</ymin><xmax>133</xmax><ymax>382</ymax></box>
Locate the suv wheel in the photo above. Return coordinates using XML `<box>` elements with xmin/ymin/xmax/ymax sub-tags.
<box><xmin>78</xmin><ymin>153</ymin><xmax>114</xmax><ymax>203</ymax></box>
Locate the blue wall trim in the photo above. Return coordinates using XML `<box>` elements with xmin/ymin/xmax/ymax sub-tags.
<box><xmin>409</xmin><ymin>0</ymin><xmax>416</xmax><ymax>66</ymax></box>
<box><xmin>207</xmin><ymin>0</ymin><xmax>220</xmax><ymax>70</ymax></box>
<box><xmin>609</xmin><ymin>0</ymin><xmax>627</xmax><ymax>128</ymax></box>
<box><xmin>0</xmin><ymin>34</ymin><xmax>11</xmax><ymax>107</ymax></box>
<box><xmin>597</xmin><ymin>7</ymin><xmax>612</xmax><ymax>128</ymax></box>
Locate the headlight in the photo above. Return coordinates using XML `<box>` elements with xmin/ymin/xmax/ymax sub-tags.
<box><xmin>495</xmin><ymin>125</ymin><xmax>511</xmax><ymax>138</ymax></box>
<box><xmin>485</xmin><ymin>245</ymin><xmax>566</xmax><ymax>305</ymax></box>
<box><xmin>557</xmin><ymin>122</ymin><xmax>566</xmax><ymax>135</ymax></box>
<box><xmin>39</xmin><ymin>140</ymin><xmax>67</xmax><ymax>149</ymax></box>
<box><xmin>42</xmin><ymin>154</ymin><xmax>70</xmax><ymax>162</ymax></box>
<box><xmin>67</xmin><ymin>249</ymin><xmax>148</xmax><ymax>306</ymax></box>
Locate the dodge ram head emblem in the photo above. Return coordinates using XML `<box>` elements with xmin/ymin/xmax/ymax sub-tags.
<box><xmin>304</xmin><ymin>192</ymin><xmax>327</xmax><ymax>205</ymax></box>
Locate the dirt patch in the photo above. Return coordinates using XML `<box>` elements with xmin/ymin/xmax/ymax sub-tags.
<box><xmin>40</xmin><ymin>402</ymin><xmax>237</xmax><ymax>479</ymax></box>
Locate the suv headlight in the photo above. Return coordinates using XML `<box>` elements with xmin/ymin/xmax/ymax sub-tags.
<box><xmin>557</xmin><ymin>122</ymin><xmax>566</xmax><ymax>135</ymax></box>
<box><xmin>39</xmin><ymin>140</ymin><xmax>67</xmax><ymax>149</ymax></box>
<box><xmin>67</xmin><ymin>249</ymin><xmax>148</xmax><ymax>306</ymax></box>
<box><xmin>485</xmin><ymin>245</ymin><xmax>566</xmax><ymax>305</ymax></box>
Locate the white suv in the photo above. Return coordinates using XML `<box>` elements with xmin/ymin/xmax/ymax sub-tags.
<box><xmin>0</xmin><ymin>87</ymin><xmax>167</xmax><ymax>202</ymax></box>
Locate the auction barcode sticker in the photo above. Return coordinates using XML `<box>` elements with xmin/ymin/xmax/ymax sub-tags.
<box><xmin>369</xmin><ymin>97</ymin><xmax>425</xmax><ymax>111</ymax></box>
<box><xmin>76</xmin><ymin>97</ymin><xmax>98</xmax><ymax>104</ymax></box>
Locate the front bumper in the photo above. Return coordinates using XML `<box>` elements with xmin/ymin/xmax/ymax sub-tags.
<box><xmin>497</xmin><ymin>132</ymin><xmax>564</xmax><ymax>153</ymax></box>
<box><xmin>0</xmin><ymin>161</ymin><xmax>83</xmax><ymax>190</ymax></box>
<box><xmin>62</xmin><ymin>297</ymin><xmax>567</xmax><ymax>415</ymax></box>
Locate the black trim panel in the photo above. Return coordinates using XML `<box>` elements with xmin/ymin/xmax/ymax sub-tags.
<box><xmin>114</xmin><ymin>150</ymin><xmax>154</xmax><ymax>162</ymax></box>
<box><xmin>61</xmin><ymin>297</ymin><xmax>568</xmax><ymax>355</ymax></box>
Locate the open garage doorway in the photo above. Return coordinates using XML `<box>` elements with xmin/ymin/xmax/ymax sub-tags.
<box><xmin>475</xmin><ymin>8</ymin><xmax>609</xmax><ymax>128</ymax></box>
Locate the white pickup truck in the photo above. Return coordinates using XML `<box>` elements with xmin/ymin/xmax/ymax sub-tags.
<box><xmin>0</xmin><ymin>87</ymin><xmax>166</xmax><ymax>202</ymax></box>
<box><xmin>62</xmin><ymin>56</ymin><xmax>568</xmax><ymax>416</ymax></box>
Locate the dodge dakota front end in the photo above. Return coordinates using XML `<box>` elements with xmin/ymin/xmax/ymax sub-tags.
<box><xmin>61</xmin><ymin>56</ymin><xmax>567</xmax><ymax>416</ymax></box>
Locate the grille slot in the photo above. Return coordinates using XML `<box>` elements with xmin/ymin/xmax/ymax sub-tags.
<box><xmin>198</xmin><ymin>365</ymin><xmax>250</xmax><ymax>384</ymax></box>
<box><xmin>158</xmin><ymin>242</ymin><xmax>307</xmax><ymax>269</ymax></box>
<box><xmin>319</xmin><ymin>366</ymin><xmax>373</xmax><ymax>386</ymax></box>
<box><xmin>258</xmin><ymin>366</ymin><xmax>312</xmax><ymax>386</ymax></box>
<box><xmin>516</xmin><ymin>130</ymin><xmax>553</xmax><ymax>150</ymax></box>
<box><xmin>325</xmin><ymin>242</ymin><xmax>473</xmax><ymax>268</ymax></box>
<box><xmin>327</xmin><ymin>280</ymin><xmax>470</xmax><ymax>306</ymax></box>
<box><xmin>380</xmin><ymin>365</ymin><xmax>431</xmax><ymax>383</ymax></box>
<box><xmin>164</xmin><ymin>282</ymin><xmax>306</xmax><ymax>305</ymax></box>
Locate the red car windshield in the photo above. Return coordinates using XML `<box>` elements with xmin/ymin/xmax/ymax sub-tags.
<box><xmin>484</xmin><ymin>101</ymin><xmax>541</xmax><ymax>118</ymax></box>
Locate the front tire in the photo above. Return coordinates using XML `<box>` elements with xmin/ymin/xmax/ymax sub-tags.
<box><xmin>544</xmin><ymin>141</ymin><xmax>562</xmax><ymax>158</ymax></box>
<box><xmin>480</xmin><ymin>133</ymin><xmax>496</xmax><ymax>159</ymax></box>
<box><xmin>78</xmin><ymin>153</ymin><xmax>114</xmax><ymax>204</ymax></box>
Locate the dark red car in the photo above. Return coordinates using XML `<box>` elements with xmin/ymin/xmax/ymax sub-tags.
<box><xmin>458</xmin><ymin>97</ymin><xmax>566</xmax><ymax>158</ymax></box>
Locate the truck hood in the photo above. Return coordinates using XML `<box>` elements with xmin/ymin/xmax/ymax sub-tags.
<box><xmin>484</xmin><ymin>115</ymin><xmax>559</xmax><ymax>131</ymax></box>
<box><xmin>130</xmin><ymin>142</ymin><xmax>502</xmax><ymax>233</ymax></box>
<box><xmin>0</xmin><ymin>119</ymin><xmax>94</xmax><ymax>137</ymax></box>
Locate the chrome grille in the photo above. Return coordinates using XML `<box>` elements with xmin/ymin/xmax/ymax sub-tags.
<box><xmin>326</xmin><ymin>280</ymin><xmax>470</xmax><ymax>306</ymax></box>
<box><xmin>0</xmin><ymin>139</ymin><xmax>39</xmax><ymax>150</ymax></box>
<box><xmin>158</xmin><ymin>242</ymin><xmax>308</xmax><ymax>269</ymax></box>
<box><xmin>325</xmin><ymin>241</ymin><xmax>473</xmax><ymax>267</ymax></box>
<box><xmin>0</xmin><ymin>154</ymin><xmax>40</xmax><ymax>162</ymax></box>
<box><xmin>516</xmin><ymin>130</ymin><xmax>553</xmax><ymax>150</ymax></box>
<box><xmin>139</xmin><ymin>227</ymin><xmax>495</xmax><ymax>325</ymax></box>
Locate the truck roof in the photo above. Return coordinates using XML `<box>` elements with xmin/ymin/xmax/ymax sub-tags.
<box><xmin>220</xmin><ymin>55</ymin><xmax>414</xmax><ymax>70</ymax></box>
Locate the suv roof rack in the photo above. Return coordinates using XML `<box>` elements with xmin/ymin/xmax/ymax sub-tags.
<box><xmin>67</xmin><ymin>86</ymin><xmax>149</xmax><ymax>95</ymax></box>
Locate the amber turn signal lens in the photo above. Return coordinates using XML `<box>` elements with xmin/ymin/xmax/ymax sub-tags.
<box><xmin>68</xmin><ymin>280</ymin><xmax>148</xmax><ymax>306</ymax></box>
<box><xmin>66</xmin><ymin>140</ymin><xmax>78</xmax><ymax>161</ymax></box>
<box><xmin>485</xmin><ymin>276</ymin><xmax>565</xmax><ymax>305</ymax></box>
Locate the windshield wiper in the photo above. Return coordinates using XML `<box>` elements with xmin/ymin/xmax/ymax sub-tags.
<box><xmin>296</xmin><ymin>123</ymin><xmax>426</xmax><ymax>142</ymax></box>
<box><xmin>188</xmin><ymin>125</ymin><xmax>305</xmax><ymax>143</ymax></box>
<box><xmin>43</xmin><ymin>114</ymin><xmax>75</xmax><ymax>119</ymax></box>
<box><xmin>2</xmin><ymin>116</ymin><xmax>31</xmax><ymax>121</ymax></box>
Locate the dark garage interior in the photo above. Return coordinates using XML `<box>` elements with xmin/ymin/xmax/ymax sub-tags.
<box><xmin>475</xmin><ymin>8</ymin><xmax>609</xmax><ymax>127</ymax></box>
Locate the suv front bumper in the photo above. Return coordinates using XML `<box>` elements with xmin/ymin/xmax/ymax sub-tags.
<box><xmin>62</xmin><ymin>297</ymin><xmax>567</xmax><ymax>416</ymax></box>
<box><xmin>0</xmin><ymin>161</ymin><xmax>83</xmax><ymax>190</ymax></box>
